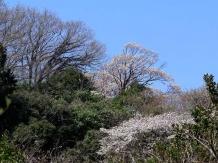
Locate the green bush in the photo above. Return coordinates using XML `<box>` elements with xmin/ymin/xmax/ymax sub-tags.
<box><xmin>37</xmin><ymin>67</ymin><xmax>94</xmax><ymax>102</ymax></box>
<box><xmin>113</xmin><ymin>81</ymin><xmax>165</xmax><ymax>116</ymax></box>
<box><xmin>13</xmin><ymin>119</ymin><xmax>56</xmax><ymax>149</ymax></box>
<box><xmin>66</xmin><ymin>130</ymin><xmax>101</xmax><ymax>162</ymax></box>
<box><xmin>0</xmin><ymin>136</ymin><xmax>24</xmax><ymax>162</ymax></box>
<box><xmin>0</xmin><ymin>64</ymin><xmax>136</xmax><ymax>161</ymax></box>
<box><xmin>3</xmin><ymin>87</ymin><xmax>131</xmax><ymax>161</ymax></box>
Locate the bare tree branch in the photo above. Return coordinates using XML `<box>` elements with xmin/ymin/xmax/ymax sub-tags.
<box><xmin>0</xmin><ymin>5</ymin><xmax>106</xmax><ymax>85</ymax></box>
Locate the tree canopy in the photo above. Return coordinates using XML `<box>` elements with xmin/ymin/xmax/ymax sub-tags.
<box><xmin>92</xmin><ymin>42</ymin><xmax>173</xmax><ymax>97</ymax></box>
<box><xmin>0</xmin><ymin>3</ymin><xmax>106</xmax><ymax>85</ymax></box>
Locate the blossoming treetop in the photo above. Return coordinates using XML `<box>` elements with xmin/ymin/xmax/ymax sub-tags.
<box><xmin>93</xmin><ymin>42</ymin><xmax>174</xmax><ymax>97</ymax></box>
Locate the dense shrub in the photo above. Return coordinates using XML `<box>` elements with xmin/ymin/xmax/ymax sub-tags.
<box><xmin>37</xmin><ymin>67</ymin><xmax>94</xmax><ymax>102</ymax></box>
<box><xmin>65</xmin><ymin>130</ymin><xmax>102</xmax><ymax>162</ymax></box>
<box><xmin>113</xmin><ymin>81</ymin><xmax>171</xmax><ymax>116</ymax></box>
<box><xmin>0</xmin><ymin>136</ymin><xmax>24</xmax><ymax>162</ymax></box>
<box><xmin>0</xmin><ymin>85</ymin><xmax>132</xmax><ymax>162</ymax></box>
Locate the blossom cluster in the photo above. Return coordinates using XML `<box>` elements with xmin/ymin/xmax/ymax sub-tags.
<box><xmin>97</xmin><ymin>112</ymin><xmax>194</xmax><ymax>155</ymax></box>
<box><xmin>91</xmin><ymin>42</ymin><xmax>175</xmax><ymax>97</ymax></box>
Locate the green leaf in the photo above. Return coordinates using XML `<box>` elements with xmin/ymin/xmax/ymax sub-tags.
<box><xmin>5</xmin><ymin>97</ymin><xmax>11</xmax><ymax>108</ymax></box>
<box><xmin>0</xmin><ymin>108</ymin><xmax>3</xmax><ymax>115</ymax></box>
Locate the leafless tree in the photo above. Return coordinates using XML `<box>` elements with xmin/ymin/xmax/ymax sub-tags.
<box><xmin>179</xmin><ymin>86</ymin><xmax>211</xmax><ymax>109</ymax></box>
<box><xmin>0</xmin><ymin>5</ymin><xmax>105</xmax><ymax>85</ymax></box>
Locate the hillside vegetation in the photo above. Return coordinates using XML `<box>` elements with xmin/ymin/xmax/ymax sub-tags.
<box><xmin>0</xmin><ymin>1</ymin><xmax>217</xmax><ymax>162</ymax></box>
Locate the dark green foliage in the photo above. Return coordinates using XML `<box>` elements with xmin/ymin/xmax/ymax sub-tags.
<box><xmin>204</xmin><ymin>73</ymin><xmax>218</xmax><ymax>105</ymax></box>
<box><xmin>113</xmin><ymin>81</ymin><xmax>162</xmax><ymax>116</ymax></box>
<box><xmin>0</xmin><ymin>136</ymin><xmax>24</xmax><ymax>162</ymax></box>
<box><xmin>0</xmin><ymin>92</ymin><xmax>31</xmax><ymax>135</ymax></box>
<box><xmin>112</xmin><ymin>81</ymin><xmax>146</xmax><ymax>109</ymax></box>
<box><xmin>2</xmin><ymin>87</ymin><xmax>131</xmax><ymax>161</ymax></box>
<box><xmin>13</xmin><ymin>119</ymin><xmax>56</xmax><ymax>153</ymax></box>
<box><xmin>8</xmin><ymin>90</ymin><xmax>99</xmax><ymax>161</ymax></box>
<box><xmin>0</xmin><ymin>44</ymin><xmax>23</xmax><ymax>162</ymax></box>
<box><xmin>0</xmin><ymin>44</ymin><xmax>16</xmax><ymax>109</ymax></box>
<box><xmin>37</xmin><ymin>67</ymin><xmax>93</xmax><ymax>102</ymax></box>
<box><xmin>0</xmin><ymin>44</ymin><xmax>6</xmax><ymax>69</ymax></box>
<box><xmin>89</xmin><ymin>99</ymin><xmax>133</xmax><ymax>127</ymax></box>
<box><xmin>67</xmin><ymin>130</ymin><xmax>101</xmax><ymax>162</ymax></box>
<box><xmin>0</xmin><ymin>57</ymin><xmax>133</xmax><ymax>161</ymax></box>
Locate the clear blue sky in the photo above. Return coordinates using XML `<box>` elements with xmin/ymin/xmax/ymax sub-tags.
<box><xmin>5</xmin><ymin>0</ymin><xmax>218</xmax><ymax>91</ymax></box>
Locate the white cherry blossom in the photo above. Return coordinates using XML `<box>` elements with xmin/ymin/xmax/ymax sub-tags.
<box><xmin>93</xmin><ymin>42</ymin><xmax>174</xmax><ymax>97</ymax></box>
<box><xmin>97</xmin><ymin>111</ymin><xmax>194</xmax><ymax>155</ymax></box>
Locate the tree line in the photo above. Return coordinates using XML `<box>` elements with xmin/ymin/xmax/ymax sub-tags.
<box><xmin>0</xmin><ymin>1</ymin><xmax>173</xmax><ymax>93</ymax></box>
<box><xmin>1</xmin><ymin>0</ymin><xmax>216</xmax><ymax>162</ymax></box>
<box><xmin>0</xmin><ymin>1</ymin><xmax>105</xmax><ymax>85</ymax></box>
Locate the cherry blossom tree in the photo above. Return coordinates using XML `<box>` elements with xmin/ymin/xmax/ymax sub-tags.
<box><xmin>94</xmin><ymin>42</ymin><xmax>173</xmax><ymax>96</ymax></box>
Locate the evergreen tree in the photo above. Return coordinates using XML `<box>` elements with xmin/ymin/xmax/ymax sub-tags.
<box><xmin>0</xmin><ymin>44</ymin><xmax>17</xmax><ymax>110</ymax></box>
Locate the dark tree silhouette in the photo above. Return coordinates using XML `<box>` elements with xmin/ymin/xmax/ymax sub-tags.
<box><xmin>0</xmin><ymin>44</ymin><xmax>17</xmax><ymax>109</ymax></box>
